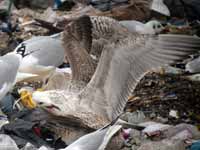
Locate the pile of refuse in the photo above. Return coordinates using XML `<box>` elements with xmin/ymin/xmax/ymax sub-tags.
<box><xmin>0</xmin><ymin>0</ymin><xmax>200</xmax><ymax>150</ymax></box>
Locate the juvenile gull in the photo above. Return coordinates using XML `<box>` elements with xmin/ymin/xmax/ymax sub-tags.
<box><xmin>32</xmin><ymin>15</ymin><xmax>200</xmax><ymax>147</ymax></box>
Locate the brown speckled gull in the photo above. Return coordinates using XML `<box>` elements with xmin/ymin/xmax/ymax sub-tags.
<box><xmin>32</xmin><ymin>15</ymin><xmax>200</xmax><ymax>146</ymax></box>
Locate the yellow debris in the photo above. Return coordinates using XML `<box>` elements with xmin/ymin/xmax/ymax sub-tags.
<box><xmin>128</xmin><ymin>96</ymin><xmax>141</xmax><ymax>102</ymax></box>
<box><xmin>19</xmin><ymin>90</ymin><xmax>37</xmax><ymax>109</ymax></box>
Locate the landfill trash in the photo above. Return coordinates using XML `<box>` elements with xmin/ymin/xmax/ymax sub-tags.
<box><xmin>121</xmin><ymin>111</ymin><xmax>147</xmax><ymax>125</ymax></box>
<box><xmin>38</xmin><ymin>7</ymin><xmax>62</xmax><ymax>23</ymax></box>
<box><xmin>162</xmin><ymin>124</ymin><xmax>200</xmax><ymax>140</ymax></box>
<box><xmin>116</xmin><ymin>119</ymin><xmax>145</xmax><ymax>131</ymax></box>
<box><xmin>0</xmin><ymin>134</ymin><xmax>19</xmax><ymax>150</ymax></box>
<box><xmin>22</xmin><ymin>142</ymin><xmax>38</xmax><ymax>150</ymax></box>
<box><xmin>151</xmin><ymin>0</ymin><xmax>170</xmax><ymax>16</ymax></box>
<box><xmin>54</xmin><ymin>5</ymin><xmax>101</xmax><ymax>25</ymax></box>
<box><xmin>0</xmin><ymin>52</ymin><xmax>22</xmax><ymax>100</ymax></box>
<box><xmin>89</xmin><ymin>0</ymin><xmax>129</xmax><ymax>11</ymax></box>
<box><xmin>119</xmin><ymin>20</ymin><xmax>164</xmax><ymax>34</ymax></box>
<box><xmin>188</xmin><ymin>141</ymin><xmax>200</xmax><ymax>150</ymax></box>
<box><xmin>163</xmin><ymin>24</ymin><xmax>193</xmax><ymax>35</ymax></box>
<box><xmin>22</xmin><ymin>143</ymin><xmax>51</xmax><ymax>150</ymax></box>
<box><xmin>161</xmin><ymin>66</ymin><xmax>185</xmax><ymax>75</ymax></box>
<box><xmin>127</xmin><ymin>70</ymin><xmax>200</xmax><ymax>125</ymax></box>
<box><xmin>161</xmin><ymin>92</ymin><xmax>178</xmax><ymax>101</ymax></box>
<box><xmin>163</xmin><ymin>0</ymin><xmax>200</xmax><ymax>21</ymax></box>
<box><xmin>0</xmin><ymin>93</ymin><xmax>16</xmax><ymax>115</ymax></box>
<box><xmin>33</xmin><ymin>19</ymin><xmax>62</xmax><ymax>34</ymax></box>
<box><xmin>37</xmin><ymin>146</ymin><xmax>51</xmax><ymax>150</ymax></box>
<box><xmin>0</xmin><ymin>0</ymin><xmax>15</xmax><ymax>17</ymax></box>
<box><xmin>0</xmin><ymin>1</ymin><xmax>200</xmax><ymax>149</ymax></box>
<box><xmin>99</xmin><ymin>0</ymin><xmax>151</xmax><ymax>21</ymax></box>
<box><xmin>186</xmin><ymin>74</ymin><xmax>200</xmax><ymax>82</ymax></box>
<box><xmin>13</xmin><ymin>0</ymin><xmax>53</xmax><ymax>10</ymax></box>
<box><xmin>0</xmin><ymin>119</ymin><xmax>46</xmax><ymax>148</ymax></box>
<box><xmin>53</xmin><ymin>0</ymin><xmax>75</xmax><ymax>11</ymax></box>
<box><xmin>0</xmin><ymin>0</ymin><xmax>11</xmax><ymax>10</ymax></box>
<box><xmin>120</xmin><ymin>123</ymin><xmax>200</xmax><ymax>150</ymax></box>
<box><xmin>22</xmin><ymin>144</ymin><xmax>52</xmax><ymax>150</ymax></box>
<box><xmin>18</xmin><ymin>87</ymin><xmax>37</xmax><ymax>109</ymax></box>
<box><xmin>122</xmin><ymin>128</ymin><xmax>142</xmax><ymax>148</ymax></box>
<box><xmin>0</xmin><ymin>117</ymin><xmax>66</xmax><ymax>149</ymax></box>
<box><xmin>169</xmin><ymin>110</ymin><xmax>179</xmax><ymax>119</ymax></box>
<box><xmin>0</xmin><ymin>115</ymin><xmax>8</xmax><ymax>130</ymax></box>
<box><xmin>138</xmin><ymin>139</ymin><xmax>187</xmax><ymax>150</ymax></box>
<box><xmin>0</xmin><ymin>20</ymin><xmax>19</xmax><ymax>35</ymax></box>
<box><xmin>140</xmin><ymin>122</ymin><xmax>171</xmax><ymax>136</ymax></box>
<box><xmin>0</xmin><ymin>32</ymin><xmax>10</xmax><ymax>55</ymax></box>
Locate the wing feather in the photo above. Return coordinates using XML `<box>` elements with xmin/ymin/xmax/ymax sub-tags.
<box><xmin>80</xmin><ymin>34</ymin><xmax>200</xmax><ymax>120</ymax></box>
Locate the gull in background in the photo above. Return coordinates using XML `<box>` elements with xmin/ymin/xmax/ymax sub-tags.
<box><xmin>14</xmin><ymin>33</ymin><xmax>65</xmax><ymax>82</ymax></box>
<box><xmin>120</xmin><ymin>20</ymin><xmax>164</xmax><ymax>35</ymax></box>
<box><xmin>185</xmin><ymin>56</ymin><xmax>200</xmax><ymax>73</ymax></box>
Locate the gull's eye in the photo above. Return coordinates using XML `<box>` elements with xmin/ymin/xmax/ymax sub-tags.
<box><xmin>38</xmin><ymin>102</ymin><xmax>44</xmax><ymax>105</ymax></box>
<box><xmin>157</xmin><ymin>24</ymin><xmax>161</xmax><ymax>28</ymax></box>
<box><xmin>153</xmin><ymin>24</ymin><xmax>156</xmax><ymax>29</ymax></box>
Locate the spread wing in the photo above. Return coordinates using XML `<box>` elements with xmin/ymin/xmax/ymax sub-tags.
<box><xmin>62</xmin><ymin>15</ymin><xmax>96</xmax><ymax>83</ymax></box>
<box><xmin>67</xmin><ymin>15</ymin><xmax>93</xmax><ymax>53</ymax></box>
<box><xmin>80</xmin><ymin>34</ymin><xmax>200</xmax><ymax>121</ymax></box>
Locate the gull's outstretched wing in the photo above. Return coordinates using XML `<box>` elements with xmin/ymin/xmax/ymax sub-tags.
<box><xmin>62</xmin><ymin>16</ymin><xmax>96</xmax><ymax>83</ymax></box>
<box><xmin>63</xmin><ymin>125</ymin><xmax>122</xmax><ymax>150</ymax></box>
<box><xmin>80</xmin><ymin>34</ymin><xmax>200</xmax><ymax>121</ymax></box>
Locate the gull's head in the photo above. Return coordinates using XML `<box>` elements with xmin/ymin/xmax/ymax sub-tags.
<box><xmin>145</xmin><ymin>20</ymin><xmax>164</xmax><ymax>34</ymax></box>
<box><xmin>185</xmin><ymin>59</ymin><xmax>200</xmax><ymax>73</ymax></box>
<box><xmin>32</xmin><ymin>91</ymin><xmax>61</xmax><ymax>112</ymax></box>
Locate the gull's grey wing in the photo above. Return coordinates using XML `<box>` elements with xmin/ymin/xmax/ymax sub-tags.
<box><xmin>64</xmin><ymin>125</ymin><xmax>122</xmax><ymax>150</ymax></box>
<box><xmin>80</xmin><ymin>34</ymin><xmax>200</xmax><ymax>121</ymax></box>
<box><xmin>0</xmin><ymin>53</ymin><xmax>21</xmax><ymax>100</ymax></box>
<box><xmin>14</xmin><ymin>36</ymin><xmax>65</xmax><ymax>67</ymax></box>
<box><xmin>64</xmin><ymin>127</ymin><xmax>108</xmax><ymax>150</ymax></box>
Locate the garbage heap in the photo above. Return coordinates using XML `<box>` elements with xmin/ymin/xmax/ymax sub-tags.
<box><xmin>0</xmin><ymin>0</ymin><xmax>200</xmax><ymax>150</ymax></box>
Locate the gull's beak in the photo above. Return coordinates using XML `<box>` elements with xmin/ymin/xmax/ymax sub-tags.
<box><xmin>23</xmin><ymin>49</ymin><xmax>39</xmax><ymax>57</ymax></box>
<box><xmin>46</xmin><ymin>104</ymin><xmax>61</xmax><ymax>110</ymax></box>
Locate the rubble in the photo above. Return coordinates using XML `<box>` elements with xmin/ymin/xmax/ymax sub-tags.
<box><xmin>0</xmin><ymin>0</ymin><xmax>200</xmax><ymax>150</ymax></box>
